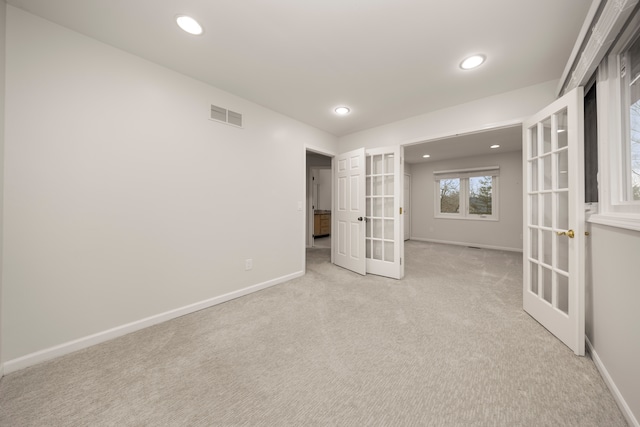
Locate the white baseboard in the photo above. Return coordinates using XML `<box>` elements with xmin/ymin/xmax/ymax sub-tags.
<box><xmin>586</xmin><ymin>337</ymin><xmax>639</xmax><ymax>427</ymax></box>
<box><xmin>3</xmin><ymin>271</ymin><xmax>304</xmax><ymax>375</ymax></box>
<box><xmin>409</xmin><ymin>237</ymin><xmax>523</xmax><ymax>253</ymax></box>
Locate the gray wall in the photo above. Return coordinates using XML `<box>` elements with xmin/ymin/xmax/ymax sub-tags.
<box><xmin>586</xmin><ymin>223</ymin><xmax>640</xmax><ymax>423</ymax></box>
<box><xmin>0</xmin><ymin>0</ymin><xmax>6</xmax><ymax>372</ymax></box>
<box><xmin>409</xmin><ymin>150</ymin><xmax>523</xmax><ymax>251</ymax></box>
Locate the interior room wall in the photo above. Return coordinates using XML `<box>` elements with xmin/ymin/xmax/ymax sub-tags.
<box><xmin>338</xmin><ymin>80</ymin><xmax>557</xmax><ymax>153</ymax></box>
<box><xmin>0</xmin><ymin>0</ymin><xmax>7</xmax><ymax>373</ymax></box>
<box><xmin>316</xmin><ymin>169</ymin><xmax>331</xmax><ymax>210</ymax></box>
<box><xmin>2</xmin><ymin>6</ymin><xmax>337</xmax><ymax>366</ymax></box>
<box><xmin>409</xmin><ymin>150</ymin><xmax>523</xmax><ymax>251</ymax></box>
<box><xmin>587</xmin><ymin>225</ymin><xmax>640</xmax><ymax>423</ymax></box>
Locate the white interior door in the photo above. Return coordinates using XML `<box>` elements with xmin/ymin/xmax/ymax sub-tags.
<box><xmin>364</xmin><ymin>147</ymin><xmax>404</xmax><ymax>279</ymax></box>
<box><xmin>333</xmin><ymin>148</ymin><xmax>366</xmax><ymax>275</ymax></box>
<box><xmin>523</xmin><ymin>87</ymin><xmax>585</xmax><ymax>356</ymax></box>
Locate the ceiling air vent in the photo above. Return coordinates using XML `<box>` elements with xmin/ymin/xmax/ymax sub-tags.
<box><xmin>210</xmin><ymin>104</ymin><xmax>243</xmax><ymax>128</ymax></box>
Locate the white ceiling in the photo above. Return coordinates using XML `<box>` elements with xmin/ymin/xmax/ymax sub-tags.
<box><xmin>6</xmin><ymin>0</ymin><xmax>592</xmax><ymax>137</ymax></box>
<box><xmin>404</xmin><ymin>125</ymin><xmax>522</xmax><ymax>164</ymax></box>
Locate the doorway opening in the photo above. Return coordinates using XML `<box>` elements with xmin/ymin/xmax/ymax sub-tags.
<box><xmin>306</xmin><ymin>150</ymin><xmax>333</xmax><ymax>250</ymax></box>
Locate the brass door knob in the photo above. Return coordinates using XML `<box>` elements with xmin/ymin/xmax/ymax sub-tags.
<box><xmin>557</xmin><ymin>229</ymin><xmax>575</xmax><ymax>238</ymax></box>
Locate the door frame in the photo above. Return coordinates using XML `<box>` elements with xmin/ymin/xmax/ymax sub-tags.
<box><xmin>304</xmin><ymin>146</ymin><xmax>336</xmax><ymax>270</ymax></box>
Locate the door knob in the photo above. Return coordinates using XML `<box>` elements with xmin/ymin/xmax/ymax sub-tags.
<box><xmin>557</xmin><ymin>229</ymin><xmax>575</xmax><ymax>238</ymax></box>
<box><xmin>357</xmin><ymin>217</ymin><xmax>363</xmax><ymax>221</ymax></box>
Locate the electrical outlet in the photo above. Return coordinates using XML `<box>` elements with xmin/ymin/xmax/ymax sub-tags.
<box><xmin>245</xmin><ymin>259</ymin><xmax>253</xmax><ymax>271</ymax></box>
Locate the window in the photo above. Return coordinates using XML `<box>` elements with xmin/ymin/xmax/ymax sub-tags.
<box><xmin>591</xmin><ymin>11</ymin><xmax>640</xmax><ymax>231</ymax></box>
<box><xmin>621</xmin><ymin>33</ymin><xmax>640</xmax><ymax>201</ymax></box>
<box><xmin>434</xmin><ymin>167</ymin><xmax>499</xmax><ymax>220</ymax></box>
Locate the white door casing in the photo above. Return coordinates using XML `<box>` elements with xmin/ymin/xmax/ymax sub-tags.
<box><xmin>404</xmin><ymin>173</ymin><xmax>411</xmax><ymax>241</ymax></box>
<box><xmin>523</xmin><ymin>87</ymin><xmax>585</xmax><ymax>356</ymax></box>
<box><xmin>334</xmin><ymin>148</ymin><xmax>366</xmax><ymax>275</ymax></box>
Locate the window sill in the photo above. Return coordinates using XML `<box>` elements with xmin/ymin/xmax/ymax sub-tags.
<box><xmin>588</xmin><ymin>213</ymin><xmax>640</xmax><ymax>232</ymax></box>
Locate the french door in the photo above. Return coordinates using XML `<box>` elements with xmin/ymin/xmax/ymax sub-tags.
<box><xmin>523</xmin><ymin>87</ymin><xmax>585</xmax><ymax>355</ymax></box>
<box><xmin>333</xmin><ymin>146</ymin><xmax>404</xmax><ymax>280</ymax></box>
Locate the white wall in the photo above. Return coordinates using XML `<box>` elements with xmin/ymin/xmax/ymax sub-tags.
<box><xmin>409</xmin><ymin>151</ymin><xmax>523</xmax><ymax>251</ymax></box>
<box><xmin>316</xmin><ymin>169</ymin><xmax>331</xmax><ymax>211</ymax></box>
<box><xmin>586</xmin><ymin>224</ymin><xmax>640</xmax><ymax>424</ymax></box>
<box><xmin>2</xmin><ymin>7</ymin><xmax>337</xmax><ymax>364</ymax></box>
<box><xmin>0</xmin><ymin>0</ymin><xmax>6</xmax><ymax>372</ymax></box>
<box><xmin>338</xmin><ymin>80</ymin><xmax>558</xmax><ymax>152</ymax></box>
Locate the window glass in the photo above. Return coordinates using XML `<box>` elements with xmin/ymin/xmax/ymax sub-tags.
<box><xmin>623</xmin><ymin>34</ymin><xmax>640</xmax><ymax>200</ymax></box>
<box><xmin>439</xmin><ymin>178</ymin><xmax>460</xmax><ymax>214</ymax></box>
<box><xmin>468</xmin><ymin>176</ymin><xmax>492</xmax><ymax>215</ymax></box>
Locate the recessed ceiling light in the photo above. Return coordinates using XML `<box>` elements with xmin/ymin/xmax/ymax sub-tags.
<box><xmin>490</xmin><ymin>144</ymin><xmax>500</xmax><ymax>149</ymax></box>
<box><xmin>423</xmin><ymin>154</ymin><xmax>431</xmax><ymax>158</ymax></box>
<box><xmin>176</xmin><ymin>15</ymin><xmax>203</xmax><ymax>35</ymax></box>
<box><xmin>460</xmin><ymin>54</ymin><xmax>486</xmax><ymax>70</ymax></box>
<box><xmin>334</xmin><ymin>106</ymin><xmax>351</xmax><ymax>115</ymax></box>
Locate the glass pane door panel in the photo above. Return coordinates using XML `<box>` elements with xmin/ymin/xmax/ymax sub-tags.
<box><xmin>530</xmin><ymin>228</ymin><xmax>539</xmax><ymax>260</ymax></box>
<box><xmin>557</xmin><ymin>149</ymin><xmax>569</xmax><ymax>189</ymax></box>
<box><xmin>557</xmin><ymin>274</ymin><xmax>569</xmax><ymax>314</ymax></box>
<box><xmin>543</xmin><ymin>230</ymin><xmax>552</xmax><ymax>265</ymax></box>
<box><xmin>530</xmin><ymin>126</ymin><xmax>538</xmax><ymax>157</ymax></box>
<box><xmin>530</xmin><ymin>195</ymin><xmax>539</xmax><ymax>225</ymax></box>
<box><xmin>384</xmin><ymin>197</ymin><xmax>394</xmax><ymax>217</ymax></box>
<box><xmin>366</xmin><ymin>221</ymin><xmax>371</xmax><ymax>238</ymax></box>
<box><xmin>384</xmin><ymin>219</ymin><xmax>394</xmax><ymax>240</ymax></box>
<box><xmin>366</xmin><ymin>177</ymin><xmax>371</xmax><ymax>196</ymax></box>
<box><xmin>557</xmin><ymin>108</ymin><xmax>568</xmax><ymax>148</ymax></box>
<box><xmin>372</xmin><ymin>219</ymin><xmax>382</xmax><ymax>238</ymax></box>
<box><xmin>372</xmin><ymin>177</ymin><xmax>383</xmax><ymax>196</ymax></box>
<box><xmin>372</xmin><ymin>155</ymin><xmax>383</xmax><ymax>174</ymax></box>
<box><xmin>372</xmin><ymin>198</ymin><xmax>383</xmax><ymax>217</ymax></box>
<box><xmin>530</xmin><ymin>262</ymin><xmax>539</xmax><ymax>295</ymax></box>
<box><xmin>366</xmin><ymin>240</ymin><xmax>371</xmax><ymax>258</ymax></box>
<box><xmin>384</xmin><ymin>154</ymin><xmax>394</xmax><ymax>174</ymax></box>
<box><xmin>372</xmin><ymin>240</ymin><xmax>382</xmax><ymax>260</ymax></box>
<box><xmin>557</xmin><ymin>234</ymin><xmax>569</xmax><ymax>273</ymax></box>
<box><xmin>366</xmin><ymin>157</ymin><xmax>371</xmax><ymax>175</ymax></box>
<box><xmin>384</xmin><ymin>241</ymin><xmax>394</xmax><ymax>262</ymax></box>
<box><xmin>530</xmin><ymin>159</ymin><xmax>538</xmax><ymax>191</ymax></box>
<box><xmin>557</xmin><ymin>192</ymin><xmax>569</xmax><ymax>230</ymax></box>
<box><xmin>366</xmin><ymin>198</ymin><xmax>371</xmax><ymax>216</ymax></box>
<box><xmin>543</xmin><ymin>155</ymin><xmax>552</xmax><ymax>190</ymax></box>
<box><xmin>543</xmin><ymin>117</ymin><xmax>552</xmax><ymax>153</ymax></box>
<box><xmin>543</xmin><ymin>193</ymin><xmax>553</xmax><ymax>227</ymax></box>
<box><xmin>543</xmin><ymin>267</ymin><xmax>553</xmax><ymax>304</ymax></box>
<box><xmin>384</xmin><ymin>176</ymin><xmax>394</xmax><ymax>195</ymax></box>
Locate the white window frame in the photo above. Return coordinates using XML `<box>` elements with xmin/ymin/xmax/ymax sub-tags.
<box><xmin>434</xmin><ymin>167</ymin><xmax>499</xmax><ymax>221</ymax></box>
<box><xmin>591</xmin><ymin>10</ymin><xmax>640</xmax><ymax>232</ymax></box>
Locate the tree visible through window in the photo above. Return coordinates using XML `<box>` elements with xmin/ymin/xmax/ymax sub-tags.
<box><xmin>469</xmin><ymin>176</ymin><xmax>493</xmax><ymax>215</ymax></box>
<box><xmin>439</xmin><ymin>178</ymin><xmax>460</xmax><ymax>213</ymax></box>
<box><xmin>434</xmin><ymin>170</ymin><xmax>498</xmax><ymax>220</ymax></box>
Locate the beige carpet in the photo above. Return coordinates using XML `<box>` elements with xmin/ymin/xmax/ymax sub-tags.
<box><xmin>0</xmin><ymin>241</ymin><xmax>628</xmax><ymax>426</ymax></box>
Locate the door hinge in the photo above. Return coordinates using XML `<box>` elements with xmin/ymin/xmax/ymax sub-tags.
<box><xmin>400</xmin><ymin>207</ymin><xmax>403</xmax><ymax>214</ymax></box>
<box><xmin>400</xmin><ymin>257</ymin><xmax>402</xmax><ymax>265</ymax></box>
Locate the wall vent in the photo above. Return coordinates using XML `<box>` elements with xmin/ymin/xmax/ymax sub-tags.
<box><xmin>210</xmin><ymin>104</ymin><xmax>243</xmax><ymax>128</ymax></box>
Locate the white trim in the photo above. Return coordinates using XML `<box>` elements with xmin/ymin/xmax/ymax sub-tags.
<box><xmin>588</xmin><ymin>212</ymin><xmax>640</xmax><ymax>231</ymax></box>
<box><xmin>401</xmin><ymin>120</ymin><xmax>523</xmax><ymax>148</ymax></box>
<box><xmin>2</xmin><ymin>271</ymin><xmax>303</xmax><ymax>374</ymax></box>
<box><xmin>557</xmin><ymin>0</ymin><xmax>604</xmax><ymax>96</ymax></box>
<box><xmin>560</xmin><ymin>0</ymin><xmax>639</xmax><ymax>95</ymax></box>
<box><xmin>433</xmin><ymin>166</ymin><xmax>500</xmax><ymax>177</ymax></box>
<box><xmin>410</xmin><ymin>237</ymin><xmax>522</xmax><ymax>253</ymax></box>
<box><xmin>586</xmin><ymin>336</ymin><xmax>640</xmax><ymax>427</ymax></box>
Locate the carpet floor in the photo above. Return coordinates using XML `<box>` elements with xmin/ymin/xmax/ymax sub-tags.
<box><xmin>0</xmin><ymin>241</ymin><xmax>628</xmax><ymax>426</ymax></box>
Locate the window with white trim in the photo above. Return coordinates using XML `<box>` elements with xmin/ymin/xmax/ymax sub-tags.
<box><xmin>434</xmin><ymin>167</ymin><xmax>499</xmax><ymax>220</ymax></box>
<box><xmin>592</xmin><ymin>11</ymin><xmax>640</xmax><ymax>231</ymax></box>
